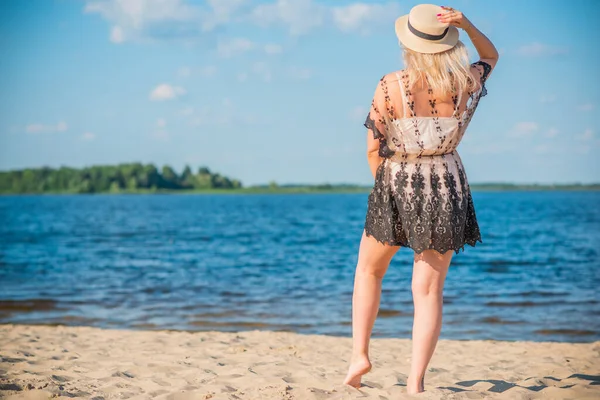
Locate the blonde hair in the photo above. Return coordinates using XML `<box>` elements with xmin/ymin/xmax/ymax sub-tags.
<box><xmin>402</xmin><ymin>40</ymin><xmax>479</xmax><ymax>95</ymax></box>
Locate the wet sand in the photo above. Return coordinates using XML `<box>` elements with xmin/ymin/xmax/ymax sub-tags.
<box><xmin>0</xmin><ymin>324</ymin><xmax>598</xmax><ymax>399</ymax></box>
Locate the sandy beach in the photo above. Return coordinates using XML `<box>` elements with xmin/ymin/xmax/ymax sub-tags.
<box><xmin>0</xmin><ymin>324</ymin><xmax>598</xmax><ymax>399</ymax></box>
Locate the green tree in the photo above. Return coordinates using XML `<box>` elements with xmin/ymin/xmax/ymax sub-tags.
<box><xmin>0</xmin><ymin>162</ymin><xmax>244</xmax><ymax>194</ymax></box>
<box><xmin>198</xmin><ymin>166</ymin><xmax>211</xmax><ymax>175</ymax></box>
<box><xmin>161</xmin><ymin>165</ymin><xmax>179</xmax><ymax>189</ymax></box>
<box><xmin>180</xmin><ymin>165</ymin><xmax>194</xmax><ymax>188</ymax></box>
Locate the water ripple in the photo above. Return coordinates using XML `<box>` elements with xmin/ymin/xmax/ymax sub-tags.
<box><xmin>0</xmin><ymin>192</ymin><xmax>599</xmax><ymax>342</ymax></box>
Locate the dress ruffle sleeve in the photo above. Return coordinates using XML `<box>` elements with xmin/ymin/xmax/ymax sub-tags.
<box><xmin>471</xmin><ymin>60</ymin><xmax>492</xmax><ymax>98</ymax></box>
<box><xmin>364</xmin><ymin>75</ymin><xmax>396</xmax><ymax>158</ymax></box>
<box><xmin>364</xmin><ymin>76</ymin><xmax>388</xmax><ymax>140</ymax></box>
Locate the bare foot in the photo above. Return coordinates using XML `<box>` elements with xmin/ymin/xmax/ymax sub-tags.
<box><xmin>343</xmin><ymin>356</ymin><xmax>372</xmax><ymax>388</ymax></box>
<box><xmin>406</xmin><ymin>375</ymin><xmax>424</xmax><ymax>394</ymax></box>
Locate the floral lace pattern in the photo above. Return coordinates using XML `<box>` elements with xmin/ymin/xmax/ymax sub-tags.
<box><xmin>472</xmin><ymin>60</ymin><xmax>491</xmax><ymax>97</ymax></box>
<box><xmin>363</xmin><ymin>61</ymin><xmax>491</xmax><ymax>254</ymax></box>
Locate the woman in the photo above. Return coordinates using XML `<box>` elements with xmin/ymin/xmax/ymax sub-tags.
<box><xmin>343</xmin><ymin>4</ymin><xmax>499</xmax><ymax>394</ymax></box>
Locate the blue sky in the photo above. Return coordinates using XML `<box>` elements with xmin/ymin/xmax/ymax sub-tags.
<box><xmin>0</xmin><ymin>0</ymin><xmax>598</xmax><ymax>186</ymax></box>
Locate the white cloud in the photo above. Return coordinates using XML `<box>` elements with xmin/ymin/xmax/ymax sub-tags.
<box><xmin>573</xmin><ymin>129</ymin><xmax>600</xmax><ymax>153</ymax></box>
<box><xmin>206</xmin><ymin>0</ymin><xmax>246</xmax><ymax>15</ymax></box>
<box><xmin>288</xmin><ymin>66</ymin><xmax>312</xmax><ymax>80</ymax></box>
<box><xmin>178</xmin><ymin>106</ymin><xmax>194</xmax><ymax>116</ymax></box>
<box><xmin>149</xmin><ymin>83</ymin><xmax>186</xmax><ymax>100</ymax></box>
<box><xmin>579</xmin><ymin>128</ymin><xmax>594</xmax><ymax>141</ymax></box>
<box><xmin>110</xmin><ymin>25</ymin><xmax>124</xmax><ymax>43</ymax></box>
<box><xmin>182</xmin><ymin>98</ymin><xmax>261</xmax><ymax>127</ymax></box>
<box><xmin>203</xmin><ymin>0</ymin><xmax>247</xmax><ymax>30</ymax></box>
<box><xmin>56</xmin><ymin>121</ymin><xmax>68</xmax><ymax>132</ymax></box>
<box><xmin>332</xmin><ymin>2</ymin><xmax>399</xmax><ymax>34</ymax></box>
<box><xmin>264</xmin><ymin>43</ymin><xmax>283</xmax><ymax>55</ymax></box>
<box><xmin>539</xmin><ymin>94</ymin><xmax>556</xmax><ymax>103</ymax></box>
<box><xmin>190</xmin><ymin>116</ymin><xmax>207</xmax><ymax>126</ymax></box>
<box><xmin>178</xmin><ymin>66</ymin><xmax>191</xmax><ymax>77</ymax></box>
<box><xmin>516</xmin><ymin>42</ymin><xmax>568</xmax><ymax>57</ymax></box>
<box><xmin>217</xmin><ymin>37</ymin><xmax>255</xmax><ymax>57</ymax></box>
<box><xmin>546</xmin><ymin>128</ymin><xmax>559</xmax><ymax>137</ymax></box>
<box><xmin>81</xmin><ymin>132</ymin><xmax>96</xmax><ymax>141</ymax></box>
<box><xmin>84</xmin><ymin>0</ymin><xmax>203</xmax><ymax>43</ymax></box>
<box><xmin>198</xmin><ymin>65</ymin><xmax>217</xmax><ymax>77</ymax></box>
<box><xmin>26</xmin><ymin>121</ymin><xmax>68</xmax><ymax>134</ymax></box>
<box><xmin>175</xmin><ymin>65</ymin><xmax>217</xmax><ymax>79</ymax></box>
<box><xmin>576</xmin><ymin>145</ymin><xmax>590</xmax><ymax>154</ymax></box>
<box><xmin>250</xmin><ymin>0</ymin><xmax>326</xmax><ymax>35</ymax></box>
<box><xmin>461</xmin><ymin>142</ymin><xmax>515</xmax><ymax>155</ymax></box>
<box><xmin>350</xmin><ymin>106</ymin><xmax>367</xmax><ymax>122</ymax></box>
<box><xmin>85</xmin><ymin>0</ymin><xmax>195</xmax><ymax>28</ymax></box>
<box><xmin>154</xmin><ymin>118</ymin><xmax>168</xmax><ymax>140</ymax></box>
<box><xmin>532</xmin><ymin>128</ymin><xmax>561</xmax><ymax>152</ymax></box>
<box><xmin>252</xmin><ymin>61</ymin><xmax>272</xmax><ymax>82</ymax></box>
<box><xmin>153</xmin><ymin>130</ymin><xmax>169</xmax><ymax>141</ymax></box>
<box><xmin>236</xmin><ymin>64</ymin><xmax>311</xmax><ymax>83</ymax></box>
<box><xmin>577</xmin><ymin>103</ymin><xmax>594</xmax><ymax>111</ymax></box>
<box><xmin>217</xmin><ymin>38</ymin><xmax>283</xmax><ymax>58</ymax></box>
<box><xmin>533</xmin><ymin>144</ymin><xmax>555</xmax><ymax>154</ymax></box>
<box><xmin>509</xmin><ymin>121</ymin><xmax>539</xmax><ymax>136</ymax></box>
<box><xmin>85</xmin><ymin>0</ymin><xmax>404</xmax><ymax>45</ymax></box>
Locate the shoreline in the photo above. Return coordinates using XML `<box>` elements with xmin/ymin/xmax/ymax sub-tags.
<box><xmin>0</xmin><ymin>321</ymin><xmax>598</xmax><ymax>344</ymax></box>
<box><xmin>1</xmin><ymin>324</ymin><xmax>598</xmax><ymax>399</ymax></box>
<box><xmin>2</xmin><ymin>184</ymin><xmax>600</xmax><ymax>196</ymax></box>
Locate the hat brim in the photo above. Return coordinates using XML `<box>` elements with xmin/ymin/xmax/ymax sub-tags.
<box><xmin>395</xmin><ymin>14</ymin><xmax>459</xmax><ymax>54</ymax></box>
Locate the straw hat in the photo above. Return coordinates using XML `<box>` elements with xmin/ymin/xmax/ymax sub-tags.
<box><xmin>395</xmin><ymin>4</ymin><xmax>459</xmax><ymax>54</ymax></box>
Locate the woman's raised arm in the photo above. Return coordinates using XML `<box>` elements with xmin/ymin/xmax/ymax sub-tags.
<box><xmin>437</xmin><ymin>6</ymin><xmax>499</xmax><ymax>70</ymax></box>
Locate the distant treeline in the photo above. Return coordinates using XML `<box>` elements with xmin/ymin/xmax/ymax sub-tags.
<box><xmin>0</xmin><ymin>163</ymin><xmax>242</xmax><ymax>194</ymax></box>
<box><xmin>469</xmin><ymin>183</ymin><xmax>600</xmax><ymax>191</ymax></box>
<box><xmin>1</xmin><ymin>164</ymin><xmax>598</xmax><ymax>194</ymax></box>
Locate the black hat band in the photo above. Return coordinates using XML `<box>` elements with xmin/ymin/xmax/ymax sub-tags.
<box><xmin>407</xmin><ymin>18</ymin><xmax>449</xmax><ymax>41</ymax></box>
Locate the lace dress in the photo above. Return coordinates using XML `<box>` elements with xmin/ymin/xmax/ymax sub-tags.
<box><xmin>363</xmin><ymin>61</ymin><xmax>492</xmax><ymax>254</ymax></box>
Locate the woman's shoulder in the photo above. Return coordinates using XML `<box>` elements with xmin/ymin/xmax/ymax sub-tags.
<box><xmin>373</xmin><ymin>70</ymin><xmax>404</xmax><ymax>88</ymax></box>
<box><xmin>384</xmin><ymin>69</ymin><xmax>406</xmax><ymax>81</ymax></box>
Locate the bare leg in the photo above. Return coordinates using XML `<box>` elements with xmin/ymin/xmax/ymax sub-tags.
<box><xmin>343</xmin><ymin>229</ymin><xmax>400</xmax><ymax>388</ymax></box>
<box><xmin>406</xmin><ymin>249</ymin><xmax>453</xmax><ymax>394</ymax></box>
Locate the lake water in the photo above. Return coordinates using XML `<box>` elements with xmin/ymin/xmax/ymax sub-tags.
<box><xmin>0</xmin><ymin>192</ymin><xmax>598</xmax><ymax>342</ymax></box>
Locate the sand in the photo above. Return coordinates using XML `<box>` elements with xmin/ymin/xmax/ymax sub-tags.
<box><xmin>0</xmin><ymin>324</ymin><xmax>598</xmax><ymax>399</ymax></box>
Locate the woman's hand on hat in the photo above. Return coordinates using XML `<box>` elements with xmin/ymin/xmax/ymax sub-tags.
<box><xmin>436</xmin><ymin>6</ymin><xmax>472</xmax><ymax>31</ymax></box>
